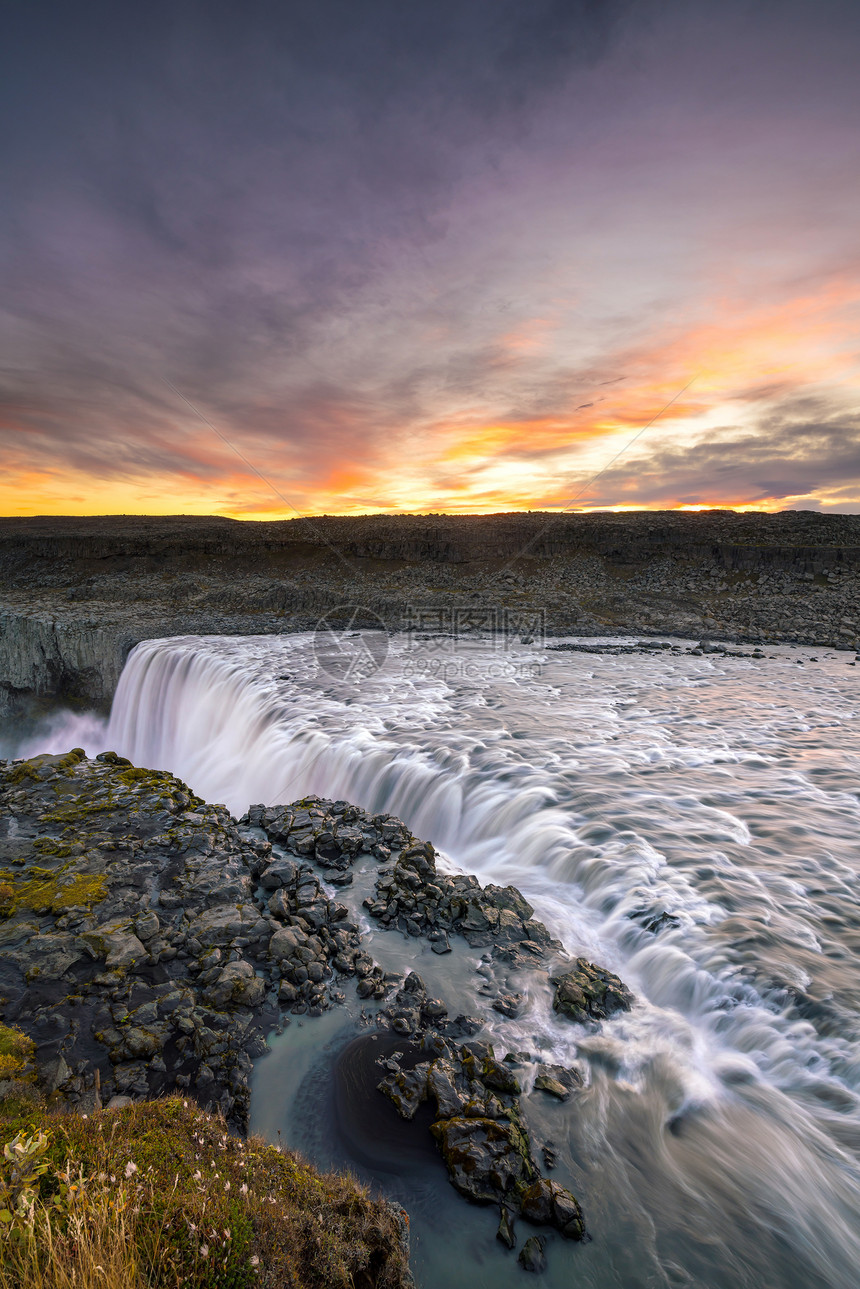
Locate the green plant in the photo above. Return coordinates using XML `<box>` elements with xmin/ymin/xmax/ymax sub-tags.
<box><xmin>0</xmin><ymin>1130</ymin><xmax>51</xmax><ymax>1236</ymax></box>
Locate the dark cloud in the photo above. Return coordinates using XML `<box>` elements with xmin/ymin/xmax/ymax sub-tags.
<box><xmin>2</xmin><ymin>1</ymin><xmax>860</xmax><ymax>510</ymax></box>
<box><xmin>571</xmin><ymin>398</ymin><xmax>860</xmax><ymax>508</ymax></box>
<box><xmin>0</xmin><ymin>0</ymin><xmax>630</xmax><ymax>484</ymax></box>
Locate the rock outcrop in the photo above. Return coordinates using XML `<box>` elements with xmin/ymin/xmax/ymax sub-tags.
<box><xmin>551</xmin><ymin>960</ymin><xmax>634</xmax><ymax>1023</ymax></box>
<box><xmin>378</xmin><ymin>1037</ymin><xmax>585</xmax><ymax>1244</ymax></box>
<box><xmin>1</xmin><ymin>746</ymin><xmax>639</xmax><ymax>1265</ymax></box>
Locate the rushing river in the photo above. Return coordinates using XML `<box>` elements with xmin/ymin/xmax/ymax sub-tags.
<box><xmin>20</xmin><ymin>633</ymin><xmax>860</xmax><ymax>1288</ymax></box>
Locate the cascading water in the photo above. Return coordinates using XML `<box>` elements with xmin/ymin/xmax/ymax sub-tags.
<box><xmin>29</xmin><ymin>632</ymin><xmax>860</xmax><ymax>1287</ymax></box>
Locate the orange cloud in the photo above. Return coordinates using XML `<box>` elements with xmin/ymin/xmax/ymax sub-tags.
<box><xmin>4</xmin><ymin>267</ymin><xmax>860</xmax><ymax>518</ymax></box>
<box><xmin>403</xmin><ymin>269</ymin><xmax>860</xmax><ymax>513</ymax></box>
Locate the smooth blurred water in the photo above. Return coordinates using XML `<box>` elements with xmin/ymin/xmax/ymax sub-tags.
<box><xmin>20</xmin><ymin>633</ymin><xmax>860</xmax><ymax>1287</ymax></box>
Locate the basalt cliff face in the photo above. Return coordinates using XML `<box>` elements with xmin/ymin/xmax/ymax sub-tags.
<box><xmin>2</xmin><ymin>511</ymin><xmax>859</xmax><ymax>717</ymax></box>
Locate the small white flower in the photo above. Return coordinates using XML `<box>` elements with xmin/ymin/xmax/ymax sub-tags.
<box><xmin>199</xmin><ymin>1244</ymin><xmax>209</xmax><ymax>1259</ymax></box>
<box><xmin>124</xmin><ymin>1162</ymin><xmax>138</xmax><ymax>1179</ymax></box>
<box><xmin>240</xmin><ymin>1183</ymin><xmax>248</xmax><ymax>1196</ymax></box>
<box><xmin>250</xmin><ymin>1256</ymin><xmax>260</xmax><ymax>1267</ymax></box>
<box><xmin>224</xmin><ymin>1180</ymin><xmax>231</xmax><ymax>1191</ymax></box>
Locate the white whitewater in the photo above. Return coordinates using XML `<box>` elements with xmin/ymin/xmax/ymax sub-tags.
<box><xmin>29</xmin><ymin>632</ymin><xmax>860</xmax><ymax>1286</ymax></box>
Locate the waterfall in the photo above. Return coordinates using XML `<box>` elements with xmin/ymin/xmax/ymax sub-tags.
<box><xmin>31</xmin><ymin>631</ymin><xmax>860</xmax><ymax>1287</ymax></box>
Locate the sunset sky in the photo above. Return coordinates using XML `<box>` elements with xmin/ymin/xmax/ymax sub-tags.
<box><xmin>3</xmin><ymin>0</ymin><xmax>860</xmax><ymax>517</ymax></box>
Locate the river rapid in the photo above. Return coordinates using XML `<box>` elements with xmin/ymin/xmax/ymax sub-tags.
<box><xmin>18</xmin><ymin>633</ymin><xmax>860</xmax><ymax>1288</ymax></box>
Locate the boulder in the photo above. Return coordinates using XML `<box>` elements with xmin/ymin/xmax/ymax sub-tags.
<box><xmin>377</xmin><ymin>1064</ymin><xmax>431</xmax><ymax>1119</ymax></box>
<box><xmin>497</xmin><ymin>1205</ymin><xmax>516</xmax><ymax>1249</ymax></box>
<box><xmin>520</xmin><ymin>1178</ymin><xmax>584</xmax><ymax>1239</ymax></box>
<box><xmin>260</xmin><ymin>857</ymin><xmax>299</xmax><ymax>890</ymax></box>
<box><xmin>79</xmin><ymin>925</ymin><xmax>147</xmax><ymax>970</ymax></box>
<box><xmin>430</xmin><ymin>1115</ymin><xmax>537</xmax><ymax>1205</ymax></box>
<box><xmin>187</xmin><ymin>905</ymin><xmax>269</xmax><ymax>947</ymax></box>
<box><xmin>208</xmin><ymin>960</ymin><xmax>267</xmax><ymax>1008</ymax></box>
<box><xmin>268</xmin><ymin>926</ymin><xmax>307</xmax><ymax>960</ymax></box>
<box><xmin>551</xmin><ymin>958</ymin><xmax>633</xmax><ymax>1022</ymax></box>
<box><xmin>518</xmin><ymin>1236</ymin><xmax>546</xmax><ymax>1273</ymax></box>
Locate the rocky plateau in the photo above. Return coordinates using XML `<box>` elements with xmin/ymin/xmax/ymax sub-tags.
<box><xmin>2</xmin><ymin>511</ymin><xmax>859</xmax><ymax>721</ymax></box>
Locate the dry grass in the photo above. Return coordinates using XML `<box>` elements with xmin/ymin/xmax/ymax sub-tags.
<box><xmin>0</xmin><ymin>1197</ymin><xmax>145</xmax><ymax>1289</ymax></box>
<box><xmin>0</xmin><ymin>1097</ymin><xmax>411</xmax><ymax>1289</ymax></box>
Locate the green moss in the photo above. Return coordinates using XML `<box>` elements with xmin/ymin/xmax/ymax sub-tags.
<box><xmin>117</xmin><ymin>766</ymin><xmax>160</xmax><ymax>785</ymax></box>
<box><xmin>0</xmin><ymin>1024</ymin><xmax>35</xmax><ymax>1082</ymax></box>
<box><xmin>0</xmin><ymin>866</ymin><xmax>108</xmax><ymax>916</ymax></box>
<box><xmin>41</xmin><ymin>797</ymin><xmax>117</xmax><ymax>825</ymax></box>
<box><xmin>2</xmin><ymin>750</ymin><xmax>86</xmax><ymax>787</ymax></box>
<box><xmin>32</xmin><ymin>837</ymin><xmax>79</xmax><ymax>858</ymax></box>
<box><xmin>3</xmin><ymin>761</ymin><xmax>39</xmax><ymax>786</ymax></box>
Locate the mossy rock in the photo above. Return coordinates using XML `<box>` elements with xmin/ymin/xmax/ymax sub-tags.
<box><xmin>0</xmin><ymin>867</ymin><xmax>108</xmax><ymax>917</ymax></box>
<box><xmin>0</xmin><ymin>1023</ymin><xmax>35</xmax><ymax>1082</ymax></box>
<box><xmin>430</xmin><ymin>1114</ymin><xmax>538</xmax><ymax>1205</ymax></box>
<box><xmin>551</xmin><ymin>958</ymin><xmax>634</xmax><ymax>1023</ymax></box>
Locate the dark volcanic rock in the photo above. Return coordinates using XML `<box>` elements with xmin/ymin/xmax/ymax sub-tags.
<box><xmin>552</xmin><ymin>959</ymin><xmax>634</xmax><ymax>1023</ymax></box>
<box><xmin>520</xmin><ymin>1178</ymin><xmax>585</xmax><ymax>1239</ymax></box>
<box><xmin>2</xmin><ymin>748</ymin><xmax>631</xmax><ymax>1256</ymax></box>
<box><xmin>518</xmin><ymin>1235</ymin><xmax>547</xmax><ymax>1273</ymax></box>
<box><xmin>430</xmin><ymin>1115</ymin><xmax>536</xmax><ymax>1205</ymax></box>
<box><xmin>0</xmin><ymin>752</ymin><xmax>375</xmax><ymax>1128</ymax></box>
<box><xmin>379</xmin><ymin>1037</ymin><xmax>585</xmax><ymax>1247</ymax></box>
<box><xmin>533</xmin><ymin>1065</ymin><xmax>582</xmax><ymax>1101</ymax></box>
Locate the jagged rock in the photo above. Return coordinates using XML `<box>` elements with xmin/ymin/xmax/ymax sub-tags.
<box><xmin>534</xmin><ymin>1065</ymin><xmax>582</xmax><ymax>1101</ymax></box>
<box><xmin>187</xmin><ymin>905</ymin><xmax>269</xmax><ymax>947</ymax></box>
<box><xmin>518</xmin><ymin>1236</ymin><xmax>546</xmax><ymax>1272</ymax></box>
<box><xmin>630</xmin><ymin>907</ymin><xmax>681</xmax><ymax>934</ymax></box>
<box><xmin>493</xmin><ymin>992</ymin><xmax>523</xmax><ymax>1018</ymax></box>
<box><xmin>427</xmin><ymin>1060</ymin><xmax>468</xmax><ymax>1118</ymax></box>
<box><xmin>551</xmin><ymin>959</ymin><xmax>634</xmax><ymax>1022</ymax></box>
<box><xmin>430</xmin><ymin>1115</ymin><xmax>537</xmax><ymax>1204</ymax></box>
<box><xmin>1</xmin><ymin>750</ymin><xmax>606</xmax><ymax>1245</ymax></box>
<box><xmin>260</xmin><ymin>857</ymin><xmax>299</xmax><ymax>889</ymax></box>
<box><xmin>268</xmin><ymin>925</ymin><xmax>307</xmax><ymax>960</ymax></box>
<box><xmin>541</xmin><ymin>1142</ymin><xmax>557</xmax><ymax>1170</ymax></box>
<box><xmin>207</xmin><ymin>960</ymin><xmax>267</xmax><ymax>1008</ymax></box>
<box><xmin>79</xmin><ymin>925</ymin><xmax>147</xmax><ymax>970</ymax></box>
<box><xmin>497</xmin><ymin>1205</ymin><xmax>516</xmax><ymax>1249</ymax></box>
<box><xmin>377</xmin><ymin>1064</ymin><xmax>431</xmax><ymax>1119</ymax></box>
<box><xmin>520</xmin><ymin>1178</ymin><xmax>585</xmax><ymax>1239</ymax></box>
<box><xmin>533</xmin><ymin>1074</ymin><xmax>569</xmax><ymax>1100</ymax></box>
<box><xmin>122</xmin><ymin>1026</ymin><xmax>164</xmax><ymax>1058</ymax></box>
<box><xmin>473</xmin><ymin>1054</ymin><xmax>521</xmax><ymax>1095</ymax></box>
